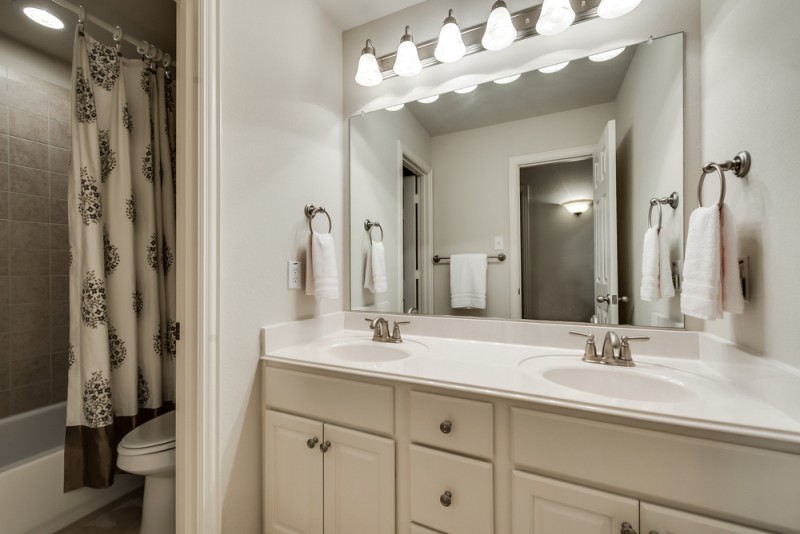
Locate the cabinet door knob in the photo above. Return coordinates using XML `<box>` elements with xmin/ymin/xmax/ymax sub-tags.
<box><xmin>439</xmin><ymin>420</ymin><xmax>452</xmax><ymax>434</ymax></box>
<box><xmin>306</xmin><ymin>437</ymin><xmax>319</xmax><ymax>449</ymax></box>
<box><xmin>620</xmin><ymin>522</ymin><xmax>638</xmax><ymax>534</ymax></box>
<box><xmin>320</xmin><ymin>440</ymin><xmax>331</xmax><ymax>453</ymax></box>
<box><xmin>440</xmin><ymin>490</ymin><xmax>452</xmax><ymax>507</ymax></box>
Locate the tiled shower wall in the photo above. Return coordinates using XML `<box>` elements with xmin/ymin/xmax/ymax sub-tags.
<box><xmin>0</xmin><ymin>64</ymin><xmax>71</xmax><ymax>417</ymax></box>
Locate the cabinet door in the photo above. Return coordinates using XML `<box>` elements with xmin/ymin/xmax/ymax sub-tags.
<box><xmin>323</xmin><ymin>423</ymin><xmax>395</xmax><ymax>534</ymax></box>
<box><xmin>264</xmin><ymin>410</ymin><xmax>324</xmax><ymax>534</ymax></box>
<box><xmin>641</xmin><ymin>503</ymin><xmax>770</xmax><ymax>534</ymax></box>
<box><xmin>512</xmin><ymin>471</ymin><xmax>639</xmax><ymax>534</ymax></box>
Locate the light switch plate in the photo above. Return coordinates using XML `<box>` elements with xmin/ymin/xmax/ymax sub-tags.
<box><xmin>287</xmin><ymin>261</ymin><xmax>301</xmax><ymax>289</ymax></box>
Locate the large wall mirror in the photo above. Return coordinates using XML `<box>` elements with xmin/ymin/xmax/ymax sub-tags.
<box><xmin>350</xmin><ymin>32</ymin><xmax>684</xmax><ymax>328</ymax></box>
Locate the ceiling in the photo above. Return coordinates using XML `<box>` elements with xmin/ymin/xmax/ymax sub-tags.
<box><xmin>0</xmin><ymin>0</ymin><xmax>176</xmax><ymax>65</ymax></box>
<box><xmin>403</xmin><ymin>46</ymin><xmax>636</xmax><ymax>137</ymax></box>
<box><xmin>315</xmin><ymin>0</ymin><xmax>427</xmax><ymax>30</ymax></box>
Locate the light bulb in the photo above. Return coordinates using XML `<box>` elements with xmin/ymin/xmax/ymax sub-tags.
<box><xmin>539</xmin><ymin>61</ymin><xmax>569</xmax><ymax>73</ymax></box>
<box><xmin>481</xmin><ymin>0</ymin><xmax>516</xmax><ymax>51</ymax></box>
<box><xmin>589</xmin><ymin>47</ymin><xmax>626</xmax><ymax>62</ymax></box>
<box><xmin>434</xmin><ymin>10</ymin><xmax>466</xmax><ymax>63</ymax></box>
<box><xmin>386</xmin><ymin>104</ymin><xmax>405</xmax><ymax>111</ymax></box>
<box><xmin>493</xmin><ymin>73</ymin><xmax>521</xmax><ymax>84</ymax></box>
<box><xmin>454</xmin><ymin>85</ymin><xmax>478</xmax><ymax>94</ymax></box>
<box><xmin>23</xmin><ymin>6</ymin><xmax>64</xmax><ymax>29</ymax></box>
<box><xmin>393</xmin><ymin>26</ymin><xmax>422</xmax><ymax>77</ymax></box>
<box><xmin>597</xmin><ymin>0</ymin><xmax>642</xmax><ymax>19</ymax></box>
<box><xmin>354</xmin><ymin>40</ymin><xmax>382</xmax><ymax>87</ymax></box>
<box><xmin>535</xmin><ymin>0</ymin><xmax>575</xmax><ymax>36</ymax></box>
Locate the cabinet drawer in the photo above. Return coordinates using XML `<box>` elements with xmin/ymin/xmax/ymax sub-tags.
<box><xmin>409</xmin><ymin>445</ymin><xmax>493</xmax><ymax>534</ymax></box>
<box><xmin>410</xmin><ymin>391</ymin><xmax>493</xmax><ymax>458</ymax></box>
<box><xmin>410</xmin><ymin>523</ymin><xmax>443</xmax><ymax>534</ymax></box>
<box><xmin>264</xmin><ymin>367</ymin><xmax>394</xmax><ymax>435</ymax></box>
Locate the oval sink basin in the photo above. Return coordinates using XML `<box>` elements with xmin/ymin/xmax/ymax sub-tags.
<box><xmin>316</xmin><ymin>337</ymin><xmax>428</xmax><ymax>363</ymax></box>
<box><xmin>519</xmin><ymin>356</ymin><xmax>699</xmax><ymax>403</ymax></box>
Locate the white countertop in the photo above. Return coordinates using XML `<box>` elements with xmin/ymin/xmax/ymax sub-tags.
<box><xmin>263</xmin><ymin>326</ymin><xmax>800</xmax><ymax>449</ymax></box>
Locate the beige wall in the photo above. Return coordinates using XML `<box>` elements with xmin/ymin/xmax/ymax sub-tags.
<box><xmin>218</xmin><ymin>0</ymin><xmax>343</xmax><ymax>530</ymax></box>
<box><xmin>699</xmin><ymin>0</ymin><xmax>800</xmax><ymax>365</ymax></box>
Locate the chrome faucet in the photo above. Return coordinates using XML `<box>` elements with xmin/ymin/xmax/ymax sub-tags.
<box><xmin>570</xmin><ymin>330</ymin><xmax>649</xmax><ymax>366</ymax></box>
<box><xmin>366</xmin><ymin>317</ymin><xmax>410</xmax><ymax>343</ymax></box>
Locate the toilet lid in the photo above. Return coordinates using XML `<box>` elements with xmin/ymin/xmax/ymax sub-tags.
<box><xmin>119</xmin><ymin>410</ymin><xmax>176</xmax><ymax>452</ymax></box>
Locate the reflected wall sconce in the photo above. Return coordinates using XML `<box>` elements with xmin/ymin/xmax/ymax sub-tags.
<box><xmin>562</xmin><ymin>199</ymin><xmax>593</xmax><ymax>215</ymax></box>
<box><xmin>354</xmin><ymin>0</ymin><xmax>644</xmax><ymax>87</ymax></box>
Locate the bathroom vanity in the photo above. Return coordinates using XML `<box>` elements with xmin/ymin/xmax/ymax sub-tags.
<box><xmin>260</xmin><ymin>314</ymin><xmax>800</xmax><ymax>534</ymax></box>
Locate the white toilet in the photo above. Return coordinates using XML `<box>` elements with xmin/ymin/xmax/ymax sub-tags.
<box><xmin>117</xmin><ymin>410</ymin><xmax>176</xmax><ymax>534</ymax></box>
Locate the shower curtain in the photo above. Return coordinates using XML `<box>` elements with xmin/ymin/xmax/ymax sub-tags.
<box><xmin>64</xmin><ymin>29</ymin><xmax>176</xmax><ymax>491</ymax></box>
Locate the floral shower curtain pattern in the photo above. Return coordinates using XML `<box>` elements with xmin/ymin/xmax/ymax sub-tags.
<box><xmin>64</xmin><ymin>29</ymin><xmax>176</xmax><ymax>491</ymax></box>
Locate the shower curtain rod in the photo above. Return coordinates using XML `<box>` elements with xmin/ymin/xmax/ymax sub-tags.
<box><xmin>50</xmin><ymin>0</ymin><xmax>176</xmax><ymax>69</ymax></box>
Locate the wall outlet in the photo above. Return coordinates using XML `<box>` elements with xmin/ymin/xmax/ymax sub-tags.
<box><xmin>287</xmin><ymin>261</ymin><xmax>301</xmax><ymax>289</ymax></box>
<box><xmin>494</xmin><ymin>236</ymin><xmax>504</xmax><ymax>250</ymax></box>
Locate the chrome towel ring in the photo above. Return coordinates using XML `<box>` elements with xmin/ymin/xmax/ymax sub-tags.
<box><xmin>304</xmin><ymin>204</ymin><xmax>332</xmax><ymax>234</ymax></box>
<box><xmin>364</xmin><ymin>219</ymin><xmax>384</xmax><ymax>244</ymax></box>
<box><xmin>698</xmin><ymin>151</ymin><xmax>751</xmax><ymax>208</ymax></box>
<box><xmin>648</xmin><ymin>200</ymin><xmax>662</xmax><ymax>230</ymax></box>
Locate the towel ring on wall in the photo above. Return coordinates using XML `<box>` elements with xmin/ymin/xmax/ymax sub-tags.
<box><xmin>364</xmin><ymin>219</ymin><xmax>384</xmax><ymax>244</ymax></box>
<box><xmin>304</xmin><ymin>204</ymin><xmax>332</xmax><ymax>234</ymax></box>
<box><xmin>698</xmin><ymin>151</ymin><xmax>751</xmax><ymax>208</ymax></box>
<box><xmin>648</xmin><ymin>200</ymin><xmax>662</xmax><ymax>230</ymax></box>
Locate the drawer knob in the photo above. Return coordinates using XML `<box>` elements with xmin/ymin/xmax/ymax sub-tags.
<box><xmin>320</xmin><ymin>440</ymin><xmax>331</xmax><ymax>453</ymax></box>
<box><xmin>439</xmin><ymin>490</ymin><xmax>452</xmax><ymax>507</ymax></box>
<box><xmin>439</xmin><ymin>420</ymin><xmax>452</xmax><ymax>434</ymax></box>
<box><xmin>620</xmin><ymin>523</ymin><xmax>638</xmax><ymax>534</ymax></box>
<box><xmin>306</xmin><ymin>437</ymin><xmax>319</xmax><ymax>449</ymax></box>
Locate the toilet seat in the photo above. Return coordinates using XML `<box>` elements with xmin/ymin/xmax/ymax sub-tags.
<box><xmin>118</xmin><ymin>411</ymin><xmax>176</xmax><ymax>456</ymax></box>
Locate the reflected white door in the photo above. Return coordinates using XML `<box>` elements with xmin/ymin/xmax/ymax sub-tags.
<box><xmin>593</xmin><ymin>120</ymin><xmax>619</xmax><ymax>324</ymax></box>
<box><xmin>403</xmin><ymin>174</ymin><xmax>418</xmax><ymax>312</ymax></box>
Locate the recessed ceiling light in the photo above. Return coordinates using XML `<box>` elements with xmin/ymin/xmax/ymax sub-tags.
<box><xmin>386</xmin><ymin>104</ymin><xmax>405</xmax><ymax>111</ymax></box>
<box><xmin>493</xmin><ymin>73</ymin><xmax>521</xmax><ymax>85</ymax></box>
<box><xmin>417</xmin><ymin>95</ymin><xmax>440</xmax><ymax>104</ymax></box>
<box><xmin>23</xmin><ymin>6</ymin><xmax>64</xmax><ymax>29</ymax></box>
<box><xmin>589</xmin><ymin>47</ymin><xmax>626</xmax><ymax>62</ymax></box>
<box><xmin>539</xmin><ymin>61</ymin><xmax>570</xmax><ymax>74</ymax></box>
<box><xmin>454</xmin><ymin>85</ymin><xmax>478</xmax><ymax>94</ymax></box>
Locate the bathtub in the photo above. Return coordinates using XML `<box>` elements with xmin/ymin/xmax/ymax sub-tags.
<box><xmin>0</xmin><ymin>403</ymin><xmax>143</xmax><ymax>534</ymax></box>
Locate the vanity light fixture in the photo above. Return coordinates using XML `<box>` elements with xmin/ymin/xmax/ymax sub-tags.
<box><xmin>417</xmin><ymin>95</ymin><xmax>440</xmax><ymax>104</ymax></box>
<box><xmin>589</xmin><ymin>46</ymin><xmax>626</xmax><ymax>62</ymax></box>
<box><xmin>562</xmin><ymin>199</ymin><xmax>593</xmax><ymax>215</ymax></box>
<box><xmin>597</xmin><ymin>0</ymin><xmax>642</xmax><ymax>19</ymax></box>
<box><xmin>386</xmin><ymin>104</ymin><xmax>405</xmax><ymax>111</ymax></box>
<box><xmin>394</xmin><ymin>26</ymin><xmax>423</xmax><ymax>77</ymax></box>
<box><xmin>535</xmin><ymin>0</ymin><xmax>575</xmax><ymax>36</ymax></box>
<box><xmin>434</xmin><ymin>10</ymin><xmax>466</xmax><ymax>63</ymax></box>
<box><xmin>454</xmin><ymin>85</ymin><xmax>478</xmax><ymax>94</ymax></box>
<box><xmin>493</xmin><ymin>73</ymin><xmax>521</xmax><ymax>84</ymax></box>
<box><xmin>354</xmin><ymin>39</ymin><xmax>383</xmax><ymax>87</ymax></box>
<box><xmin>538</xmin><ymin>61</ymin><xmax>569</xmax><ymax>73</ymax></box>
<box><xmin>22</xmin><ymin>6</ymin><xmax>65</xmax><ymax>29</ymax></box>
<box><xmin>481</xmin><ymin>0</ymin><xmax>517</xmax><ymax>51</ymax></box>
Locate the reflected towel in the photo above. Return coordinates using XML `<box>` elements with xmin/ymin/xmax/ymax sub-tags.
<box><xmin>659</xmin><ymin>228</ymin><xmax>675</xmax><ymax>300</ymax></box>
<box><xmin>640</xmin><ymin>227</ymin><xmax>660</xmax><ymax>301</ymax></box>
<box><xmin>305</xmin><ymin>233</ymin><xmax>339</xmax><ymax>301</ymax></box>
<box><xmin>450</xmin><ymin>254</ymin><xmax>487</xmax><ymax>309</ymax></box>
<box><xmin>363</xmin><ymin>242</ymin><xmax>388</xmax><ymax>294</ymax></box>
<box><xmin>720</xmin><ymin>205</ymin><xmax>744</xmax><ymax>314</ymax></box>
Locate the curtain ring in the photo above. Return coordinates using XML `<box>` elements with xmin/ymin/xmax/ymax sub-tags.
<box><xmin>307</xmin><ymin>207</ymin><xmax>332</xmax><ymax>234</ymax></box>
<box><xmin>648</xmin><ymin>199</ymin><xmax>662</xmax><ymax>230</ymax></box>
<box><xmin>137</xmin><ymin>40</ymin><xmax>149</xmax><ymax>56</ymax></box>
<box><xmin>698</xmin><ymin>163</ymin><xmax>726</xmax><ymax>208</ymax></box>
<box><xmin>113</xmin><ymin>26</ymin><xmax>123</xmax><ymax>55</ymax></box>
<box><xmin>77</xmin><ymin>5</ymin><xmax>85</xmax><ymax>34</ymax></box>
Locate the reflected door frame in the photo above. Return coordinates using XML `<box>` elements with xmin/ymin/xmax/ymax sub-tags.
<box><xmin>508</xmin><ymin>145</ymin><xmax>595</xmax><ymax>320</ymax></box>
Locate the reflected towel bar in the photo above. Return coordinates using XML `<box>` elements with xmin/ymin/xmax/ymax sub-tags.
<box><xmin>433</xmin><ymin>253</ymin><xmax>506</xmax><ymax>264</ymax></box>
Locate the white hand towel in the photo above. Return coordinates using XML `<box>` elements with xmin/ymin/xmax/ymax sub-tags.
<box><xmin>720</xmin><ymin>204</ymin><xmax>745</xmax><ymax>314</ymax></box>
<box><xmin>681</xmin><ymin>207</ymin><xmax>722</xmax><ymax>319</ymax></box>
<box><xmin>305</xmin><ymin>233</ymin><xmax>339</xmax><ymax>301</ymax></box>
<box><xmin>363</xmin><ymin>242</ymin><xmax>388</xmax><ymax>294</ymax></box>
<box><xmin>450</xmin><ymin>254</ymin><xmax>487</xmax><ymax>309</ymax></box>
<box><xmin>640</xmin><ymin>227</ymin><xmax>660</xmax><ymax>302</ymax></box>
<box><xmin>659</xmin><ymin>228</ymin><xmax>675</xmax><ymax>299</ymax></box>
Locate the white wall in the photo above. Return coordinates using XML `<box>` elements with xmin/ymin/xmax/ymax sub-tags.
<box><xmin>430</xmin><ymin>103</ymin><xmax>615</xmax><ymax>318</ymax></box>
<box><xmin>218</xmin><ymin>0</ymin><xmax>343</xmax><ymax>530</ymax></box>
<box><xmin>349</xmin><ymin>108</ymin><xmax>431</xmax><ymax>312</ymax></box>
<box><xmin>700</xmin><ymin>0</ymin><xmax>800</xmax><ymax>367</ymax></box>
<box><xmin>615</xmin><ymin>33</ymin><xmax>684</xmax><ymax>327</ymax></box>
<box><xmin>0</xmin><ymin>35</ymin><xmax>70</xmax><ymax>88</ymax></box>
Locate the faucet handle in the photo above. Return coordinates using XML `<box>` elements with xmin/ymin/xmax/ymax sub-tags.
<box><xmin>569</xmin><ymin>331</ymin><xmax>601</xmax><ymax>363</ymax></box>
<box><xmin>618</xmin><ymin>335</ymin><xmax>649</xmax><ymax>365</ymax></box>
<box><xmin>391</xmin><ymin>321</ymin><xmax>410</xmax><ymax>342</ymax></box>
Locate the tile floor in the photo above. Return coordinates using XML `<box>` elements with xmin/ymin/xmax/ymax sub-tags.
<box><xmin>55</xmin><ymin>488</ymin><xmax>143</xmax><ymax>533</ymax></box>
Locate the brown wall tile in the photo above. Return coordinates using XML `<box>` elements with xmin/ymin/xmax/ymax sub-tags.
<box><xmin>10</xmin><ymin>193</ymin><xmax>49</xmax><ymax>223</ymax></box>
<box><xmin>0</xmin><ymin>105</ymin><xmax>7</xmax><ymax>135</ymax></box>
<box><xmin>10</xmin><ymin>302</ymin><xmax>50</xmax><ymax>332</ymax></box>
<box><xmin>0</xmin><ymin>248</ymin><xmax>7</xmax><ymax>277</ymax></box>
<box><xmin>49</xmin><ymin>119</ymin><xmax>70</xmax><ymax>149</ymax></box>
<box><xmin>51</xmin><ymin>300</ymin><xmax>68</xmax><ymax>327</ymax></box>
<box><xmin>0</xmin><ymin>276</ymin><xmax>8</xmax><ymax>304</ymax></box>
<box><xmin>9</xmin><ymin>108</ymin><xmax>48</xmax><ymax>144</ymax></box>
<box><xmin>10</xmin><ymin>329</ymin><xmax>50</xmax><ymax>359</ymax></box>
<box><xmin>10</xmin><ymin>221</ymin><xmax>49</xmax><ymax>249</ymax></box>
<box><xmin>0</xmin><ymin>333</ymin><xmax>8</xmax><ymax>359</ymax></box>
<box><xmin>10</xmin><ymin>355</ymin><xmax>50</xmax><ymax>387</ymax></box>
<box><xmin>10</xmin><ymin>248</ymin><xmax>49</xmax><ymax>276</ymax></box>
<box><xmin>50</xmin><ymin>223</ymin><xmax>68</xmax><ymax>250</ymax></box>
<box><xmin>50</xmin><ymin>325</ymin><xmax>68</xmax><ymax>353</ymax></box>
<box><xmin>10</xmin><ymin>165</ymin><xmax>49</xmax><ymax>196</ymax></box>
<box><xmin>49</xmin><ymin>198</ymin><xmax>67</xmax><ymax>224</ymax></box>
<box><xmin>50</xmin><ymin>275</ymin><xmax>68</xmax><ymax>302</ymax></box>
<box><xmin>10</xmin><ymin>276</ymin><xmax>50</xmax><ymax>304</ymax></box>
<box><xmin>0</xmin><ymin>391</ymin><xmax>9</xmax><ymax>417</ymax></box>
<box><xmin>49</xmin><ymin>146</ymin><xmax>70</xmax><ymax>174</ymax></box>
<box><xmin>50</xmin><ymin>249</ymin><xmax>69</xmax><ymax>275</ymax></box>
<box><xmin>7</xmin><ymin>80</ymin><xmax>49</xmax><ymax>117</ymax></box>
<box><xmin>49</xmin><ymin>172</ymin><xmax>67</xmax><ymax>199</ymax></box>
<box><xmin>0</xmin><ymin>220</ymin><xmax>8</xmax><ymax>247</ymax></box>
<box><xmin>0</xmin><ymin>354</ymin><xmax>9</xmax><ymax>390</ymax></box>
<box><xmin>0</xmin><ymin>134</ymin><xmax>7</xmax><ymax>163</ymax></box>
<box><xmin>0</xmin><ymin>76</ymin><xmax>7</xmax><ymax>106</ymax></box>
<box><xmin>49</xmin><ymin>93</ymin><xmax>70</xmax><ymax>124</ymax></box>
<box><xmin>0</xmin><ymin>191</ymin><xmax>7</xmax><ymax>219</ymax></box>
<box><xmin>10</xmin><ymin>381</ymin><xmax>50</xmax><ymax>414</ymax></box>
<box><xmin>0</xmin><ymin>163</ymin><xmax>9</xmax><ymax>190</ymax></box>
<box><xmin>0</xmin><ymin>306</ymin><xmax>8</xmax><ymax>333</ymax></box>
<box><xmin>9</xmin><ymin>137</ymin><xmax>48</xmax><ymax>170</ymax></box>
<box><xmin>51</xmin><ymin>352</ymin><xmax>68</xmax><ymax>402</ymax></box>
